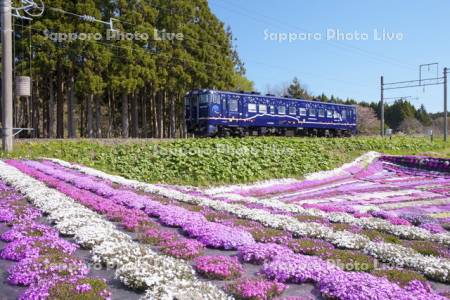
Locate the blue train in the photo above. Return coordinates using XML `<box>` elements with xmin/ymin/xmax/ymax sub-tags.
<box><xmin>185</xmin><ymin>89</ymin><xmax>357</xmax><ymax>137</ymax></box>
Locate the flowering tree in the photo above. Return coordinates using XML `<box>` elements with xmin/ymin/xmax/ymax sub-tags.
<box><xmin>357</xmin><ymin>105</ymin><xmax>380</xmax><ymax>135</ymax></box>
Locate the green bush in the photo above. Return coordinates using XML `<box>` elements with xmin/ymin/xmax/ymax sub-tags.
<box><xmin>48</xmin><ymin>278</ymin><xmax>110</xmax><ymax>300</ymax></box>
<box><xmin>328</xmin><ymin>249</ymin><xmax>375</xmax><ymax>272</ymax></box>
<box><xmin>361</xmin><ymin>229</ymin><xmax>401</xmax><ymax>244</ymax></box>
<box><xmin>402</xmin><ymin>240</ymin><xmax>449</xmax><ymax>258</ymax></box>
<box><xmin>371</xmin><ymin>269</ymin><xmax>426</xmax><ymax>287</ymax></box>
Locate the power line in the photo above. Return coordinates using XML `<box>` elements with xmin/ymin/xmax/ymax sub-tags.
<box><xmin>211</xmin><ymin>0</ymin><xmax>416</xmax><ymax>70</ymax></box>
<box><xmin>380</xmin><ymin>65</ymin><xmax>448</xmax><ymax>140</ymax></box>
<box><xmin>26</xmin><ymin>6</ymin><xmax>372</xmax><ymax>90</ymax></box>
<box><xmin>9</xmin><ymin>23</ymin><xmax>237</xmax><ymax>72</ymax></box>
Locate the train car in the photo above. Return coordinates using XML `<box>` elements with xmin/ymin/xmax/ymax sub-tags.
<box><xmin>185</xmin><ymin>89</ymin><xmax>357</xmax><ymax>137</ymax></box>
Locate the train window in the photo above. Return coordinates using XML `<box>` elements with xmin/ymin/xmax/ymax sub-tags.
<box><xmin>309</xmin><ymin>108</ymin><xmax>317</xmax><ymax>116</ymax></box>
<box><xmin>327</xmin><ymin>110</ymin><xmax>333</xmax><ymax>118</ymax></box>
<box><xmin>200</xmin><ymin>94</ymin><xmax>209</xmax><ymax>104</ymax></box>
<box><xmin>341</xmin><ymin>110</ymin><xmax>347</xmax><ymax>120</ymax></box>
<box><xmin>259</xmin><ymin>104</ymin><xmax>267</xmax><ymax>114</ymax></box>
<box><xmin>278</xmin><ymin>106</ymin><xmax>286</xmax><ymax>115</ymax></box>
<box><xmin>229</xmin><ymin>99</ymin><xmax>238</xmax><ymax>112</ymax></box>
<box><xmin>212</xmin><ymin>94</ymin><xmax>221</xmax><ymax>104</ymax></box>
<box><xmin>289</xmin><ymin>106</ymin><xmax>297</xmax><ymax>115</ymax></box>
<box><xmin>299</xmin><ymin>108</ymin><xmax>307</xmax><ymax>116</ymax></box>
<box><xmin>248</xmin><ymin>103</ymin><xmax>257</xmax><ymax>113</ymax></box>
<box><xmin>318</xmin><ymin>109</ymin><xmax>325</xmax><ymax>118</ymax></box>
<box><xmin>269</xmin><ymin>105</ymin><xmax>275</xmax><ymax>114</ymax></box>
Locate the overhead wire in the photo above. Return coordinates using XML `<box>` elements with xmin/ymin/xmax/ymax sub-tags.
<box><xmin>211</xmin><ymin>0</ymin><xmax>416</xmax><ymax>70</ymax></box>
<box><xmin>39</xmin><ymin>5</ymin><xmax>372</xmax><ymax>89</ymax></box>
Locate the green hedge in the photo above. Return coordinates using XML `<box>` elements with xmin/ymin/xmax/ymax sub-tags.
<box><xmin>1</xmin><ymin>137</ymin><xmax>447</xmax><ymax>186</ymax></box>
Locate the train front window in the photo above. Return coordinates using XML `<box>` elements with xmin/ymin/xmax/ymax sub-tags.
<box><xmin>200</xmin><ymin>94</ymin><xmax>209</xmax><ymax>104</ymax></box>
<box><xmin>229</xmin><ymin>99</ymin><xmax>238</xmax><ymax>112</ymax></box>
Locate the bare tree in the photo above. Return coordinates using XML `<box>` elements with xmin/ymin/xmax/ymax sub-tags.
<box><xmin>357</xmin><ymin>106</ymin><xmax>380</xmax><ymax>135</ymax></box>
<box><xmin>264</xmin><ymin>82</ymin><xmax>290</xmax><ymax>97</ymax></box>
<box><xmin>398</xmin><ymin>117</ymin><xmax>424</xmax><ymax>135</ymax></box>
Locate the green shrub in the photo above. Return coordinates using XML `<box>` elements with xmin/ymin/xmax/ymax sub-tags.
<box><xmin>287</xmin><ymin>238</ymin><xmax>334</xmax><ymax>258</ymax></box>
<box><xmin>330</xmin><ymin>223</ymin><xmax>353</xmax><ymax>232</ymax></box>
<box><xmin>48</xmin><ymin>278</ymin><xmax>110</xmax><ymax>300</ymax></box>
<box><xmin>328</xmin><ymin>249</ymin><xmax>375</xmax><ymax>272</ymax></box>
<box><xmin>402</xmin><ymin>240</ymin><xmax>448</xmax><ymax>258</ymax></box>
<box><xmin>361</xmin><ymin>229</ymin><xmax>401</xmax><ymax>244</ymax></box>
<box><xmin>250</xmin><ymin>228</ymin><xmax>290</xmax><ymax>244</ymax></box>
<box><xmin>371</xmin><ymin>269</ymin><xmax>426</xmax><ymax>287</ymax></box>
<box><xmin>2</xmin><ymin>137</ymin><xmax>447</xmax><ymax>186</ymax></box>
<box><xmin>296</xmin><ymin>215</ymin><xmax>326</xmax><ymax>223</ymax></box>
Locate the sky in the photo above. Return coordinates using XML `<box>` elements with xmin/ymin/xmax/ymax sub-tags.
<box><xmin>208</xmin><ymin>0</ymin><xmax>450</xmax><ymax>113</ymax></box>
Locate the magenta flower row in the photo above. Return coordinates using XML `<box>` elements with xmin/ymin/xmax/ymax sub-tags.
<box><xmin>9</xmin><ymin>160</ymin><xmax>450</xmax><ymax>300</ymax></box>
<box><xmin>0</xmin><ymin>181</ymin><xmax>112</xmax><ymax>299</ymax></box>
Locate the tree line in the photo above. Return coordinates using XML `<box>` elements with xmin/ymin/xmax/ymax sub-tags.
<box><xmin>283</xmin><ymin>77</ymin><xmax>443</xmax><ymax>135</ymax></box>
<box><xmin>1</xmin><ymin>0</ymin><xmax>253</xmax><ymax>139</ymax></box>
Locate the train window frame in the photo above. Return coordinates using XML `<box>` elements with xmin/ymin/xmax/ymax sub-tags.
<box><xmin>289</xmin><ymin>106</ymin><xmax>297</xmax><ymax>115</ymax></box>
<box><xmin>327</xmin><ymin>110</ymin><xmax>333</xmax><ymax>118</ymax></box>
<box><xmin>259</xmin><ymin>104</ymin><xmax>267</xmax><ymax>114</ymax></box>
<box><xmin>278</xmin><ymin>106</ymin><xmax>286</xmax><ymax>115</ymax></box>
<box><xmin>318</xmin><ymin>109</ymin><xmax>325</xmax><ymax>118</ymax></box>
<box><xmin>309</xmin><ymin>108</ymin><xmax>317</xmax><ymax>117</ymax></box>
<box><xmin>229</xmin><ymin>99</ymin><xmax>239</xmax><ymax>112</ymax></box>
<box><xmin>248</xmin><ymin>103</ymin><xmax>257</xmax><ymax>113</ymax></box>
<box><xmin>299</xmin><ymin>108</ymin><xmax>307</xmax><ymax>116</ymax></box>
<box><xmin>341</xmin><ymin>110</ymin><xmax>347</xmax><ymax>120</ymax></box>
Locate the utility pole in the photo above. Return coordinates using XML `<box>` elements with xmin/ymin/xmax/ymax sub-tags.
<box><xmin>380</xmin><ymin>76</ymin><xmax>384</xmax><ymax>137</ymax></box>
<box><xmin>1</xmin><ymin>0</ymin><xmax>13</xmax><ymax>152</ymax></box>
<box><xmin>445</xmin><ymin>67</ymin><xmax>448</xmax><ymax>142</ymax></box>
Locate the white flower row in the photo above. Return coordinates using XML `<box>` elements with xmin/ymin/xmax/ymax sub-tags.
<box><xmin>204</xmin><ymin>178</ymin><xmax>300</xmax><ymax>195</ymax></box>
<box><xmin>203</xmin><ymin>152</ymin><xmax>380</xmax><ymax>195</ymax></box>
<box><xmin>213</xmin><ymin>191</ymin><xmax>450</xmax><ymax>246</ymax></box>
<box><xmin>269</xmin><ymin>179</ymin><xmax>361</xmax><ymax>200</ymax></box>
<box><xmin>49</xmin><ymin>159</ymin><xmax>450</xmax><ymax>282</ymax></box>
<box><xmin>295</xmin><ymin>189</ymin><xmax>419</xmax><ymax>203</ymax></box>
<box><xmin>304</xmin><ymin>151</ymin><xmax>381</xmax><ymax>180</ymax></box>
<box><xmin>374</xmin><ymin>198</ymin><xmax>450</xmax><ymax>210</ymax></box>
<box><xmin>0</xmin><ymin>161</ymin><xmax>232</xmax><ymax>300</ymax></box>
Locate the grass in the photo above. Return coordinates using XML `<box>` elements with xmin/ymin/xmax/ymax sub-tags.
<box><xmin>1</xmin><ymin>136</ymin><xmax>449</xmax><ymax>186</ymax></box>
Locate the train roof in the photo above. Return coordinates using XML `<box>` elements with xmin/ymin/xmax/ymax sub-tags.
<box><xmin>188</xmin><ymin>89</ymin><xmax>358</xmax><ymax>108</ymax></box>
